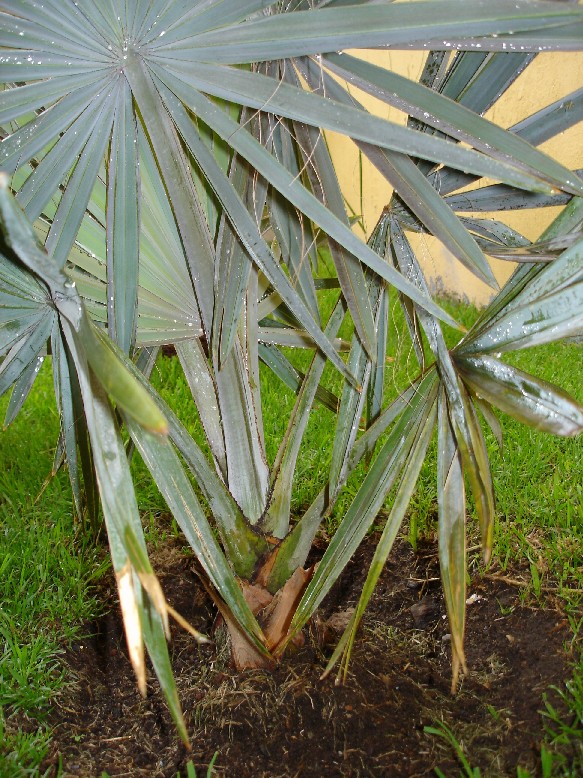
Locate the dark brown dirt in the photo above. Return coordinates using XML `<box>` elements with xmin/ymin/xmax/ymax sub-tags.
<box><xmin>40</xmin><ymin>533</ymin><xmax>575</xmax><ymax>778</ymax></box>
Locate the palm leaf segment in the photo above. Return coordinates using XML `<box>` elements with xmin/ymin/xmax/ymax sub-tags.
<box><xmin>2</xmin><ymin>0</ymin><xmax>583</xmax><ymax>739</ymax></box>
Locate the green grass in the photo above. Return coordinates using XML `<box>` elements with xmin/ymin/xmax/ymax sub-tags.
<box><xmin>540</xmin><ymin>650</ymin><xmax>583</xmax><ymax>776</ymax></box>
<box><xmin>0</xmin><ymin>363</ymin><xmax>106</xmax><ymax>777</ymax></box>
<box><xmin>424</xmin><ymin>719</ymin><xmax>483</xmax><ymax>777</ymax></box>
<box><xmin>1</xmin><ymin>301</ymin><xmax>582</xmax><ymax>775</ymax></box>
<box><xmin>489</xmin><ymin>344</ymin><xmax>582</xmax><ymax>601</ymax></box>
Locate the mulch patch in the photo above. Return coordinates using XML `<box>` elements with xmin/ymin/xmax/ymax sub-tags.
<box><xmin>39</xmin><ymin>534</ymin><xmax>575</xmax><ymax>777</ymax></box>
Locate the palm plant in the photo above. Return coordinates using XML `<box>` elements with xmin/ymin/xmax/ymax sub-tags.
<box><xmin>1</xmin><ymin>0</ymin><xmax>582</xmax><ymax>744</ymax></box>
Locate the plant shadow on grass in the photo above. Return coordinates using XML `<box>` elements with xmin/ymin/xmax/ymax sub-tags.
<box><xmin>37</xmin><ymin>526</ymin><xmax>577</xmax><ymax>778</ymax></box>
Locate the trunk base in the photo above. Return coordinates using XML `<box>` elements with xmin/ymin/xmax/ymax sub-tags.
<box><xmin>221</xmin><ymin>567</ymin><xmax>313</xmax><ymax>670</ymax></box>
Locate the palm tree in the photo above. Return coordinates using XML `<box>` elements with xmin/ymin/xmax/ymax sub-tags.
<box><xmin>1</xmin><ymin>0</ymin><xmax>582</xmax><ymax>742</ymax></box>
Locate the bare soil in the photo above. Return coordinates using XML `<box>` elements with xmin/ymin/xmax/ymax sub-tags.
<box><xmin>39</xmin><ymin>532</ymin><xmax>576</xmax><ymax>777</ymax></box>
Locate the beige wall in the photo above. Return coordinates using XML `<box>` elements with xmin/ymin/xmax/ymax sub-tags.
<box><xmin>326</xmin><ymin>51</ymin><xmax>583</xmax><ymax>306</ymax></box>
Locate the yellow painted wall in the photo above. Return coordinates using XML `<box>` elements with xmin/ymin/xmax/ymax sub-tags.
<box><xmin>326</xmin><ymin>51</ymin><xmax>583</xmax><ymax>306</ymax></box>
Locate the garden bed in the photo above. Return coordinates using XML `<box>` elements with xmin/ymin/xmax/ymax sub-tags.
<box><xmin>40</xmin><ymin>532</ymin><xmax>575</xmax><ymax>777</ymax></box>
